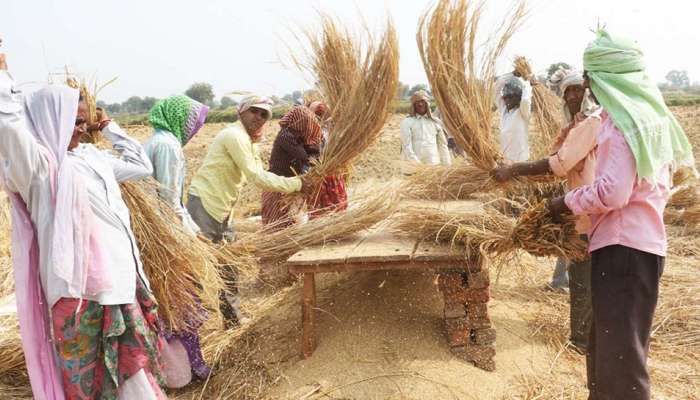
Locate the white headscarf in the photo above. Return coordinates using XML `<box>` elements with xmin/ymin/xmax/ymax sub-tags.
<box><xmin>22</xmin><ymin>85</ymin><xmax>111</xmax><ymax>298</ymax></box>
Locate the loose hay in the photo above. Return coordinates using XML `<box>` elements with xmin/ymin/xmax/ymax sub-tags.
<box><xmin>120</xmin><ymin>179</ymin><xmax>226</xmax><ymax>332</ymax></box>
<box><xmin>402</xmin><ymin>159</ymin><xmax>558</xmax><ymax>201</ymax></box>
<box><xmin>230</xmin><ymin>184</ymin><xmax>401</xmax><ymax>264</ymax></box>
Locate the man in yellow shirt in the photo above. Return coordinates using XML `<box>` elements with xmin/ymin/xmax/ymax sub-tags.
<box><xmin>188</xmin><ymin>95</ymin><xmax>310</xmax><ymax>325</ymax></box>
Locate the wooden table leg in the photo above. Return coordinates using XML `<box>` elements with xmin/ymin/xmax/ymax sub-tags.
<box><xmin>301</xmin><ymin>272</ymin><xmax>317</xmax><ymax>358</ymax></box>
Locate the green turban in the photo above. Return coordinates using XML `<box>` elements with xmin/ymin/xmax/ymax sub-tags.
<box><xmin>583</xmin><ymin>30</ymin><xmax>695</xmax><ymax>182</ymax></box>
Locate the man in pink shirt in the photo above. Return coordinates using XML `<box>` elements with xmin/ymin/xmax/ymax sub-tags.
<box><xmin>548</xmin><ymin>31</ymin><xmax>695</xmax><ymax>400</ymax></box>
<box><xmin>493</xmin><ymin>69</ymin><xmax>598</xmax><ymax>352</ymax></box>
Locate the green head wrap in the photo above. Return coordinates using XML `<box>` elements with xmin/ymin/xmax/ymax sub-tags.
<box><xmin>148</xmin><ymin>95</ymin><xmax>209</xmax><ymax>146</ymax></box>
<box><xmin>583</xmin><ymin>30</ymin><xmax>695</xmax><ymax>182</ymax></box>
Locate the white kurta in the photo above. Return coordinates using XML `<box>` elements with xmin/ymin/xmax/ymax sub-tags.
<box><xmin>495</xmin><ymin>73</ymin><xmax>532</xmax><ymax>163</ymax></box>
<box><xmin>0</xmin><ymin>71</ymin><xmax>153</xmax><ymax>308</ymax></box>
<box><xmin>399</xmin><ymin>115</ymin><xmax>452</xmax><ymax>173</ymax></box>
<box><xmin>144</xmin><ymin>130</ymin><xmax>200</xmax><ymax>235</ymax></box>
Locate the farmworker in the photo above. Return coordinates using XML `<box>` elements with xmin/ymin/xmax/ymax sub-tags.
<box><xmin>261</xmin><ymin>105</ymin><xmax>322</xmax><ymax>230</ymax></box>
<box><xmin>187</xmin><ymin>95</ymin><xmax>312</xmax><ymax>325</ymax></box>
<box><xmin>492</xmin><ymin>68</ymin><xmax>598</xmax><ymax>352</ymax></box>
<box><xmin>144</xmin><ymin>95</ymin><xmax>208</xmax><ymax>236</ymax></box>
<box><xmin>143</xmin><ymin>95</ymin><xmax>212</xmax><ymax>386</ymax></box>
<box><xmin>548</xmin><ymin>30</ymin><xmax>694</xmax><ymax>400</ymax></box>
<box><xmin>494</xmin><ymin>72</ymin><xmax>533</xmax><ymax>163</ymax></box>
<box><xmin>399</xmin><ymin>90</ymin><xmax>452</xmax><ymax>174</ymax></box>
<box><xmin>307</xmin><ymin>101</ymin><xmax>348</xmax><ymax>218</ymax></box>
<box><xmin>0</xmin><ymin>53</ymin><xmax>167</xmax><ymax>399</ymax></box>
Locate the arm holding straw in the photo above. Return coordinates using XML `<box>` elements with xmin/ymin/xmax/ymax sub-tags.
<box><xmin>0</xmin><ymin>68</ymin><xmax>49</xmax><ymax>197</ymax></box>
<box><xmin>225</xmin><ymin>129</ymin><xmax>301</xmax><ymax>193</ymax></box>
<box><xmin>101</xmin><ymin>120</ymin><xmax>153</xmax><ymax>182</ymax></box>
<box><xmin>519</xmin><ymin>79</ymin><xmax>533</xmax><ymax>121</ymax></box>
<box><xmin>399</xmin><ymin>118</ymin><xmax>420</xmax><ymax>162</ymax></box>
<box><xmin>493</xmin><ymin>110</ymin><xmax>600</xmax><ymax>182</ymax></box>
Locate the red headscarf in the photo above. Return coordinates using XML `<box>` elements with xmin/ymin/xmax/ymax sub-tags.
<box><xmin>279</xmin><ymin>106</ymin><xmax>322</xmax><ymax>146</ymax></box>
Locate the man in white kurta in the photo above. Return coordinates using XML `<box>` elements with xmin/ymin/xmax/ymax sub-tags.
<box><xmin>399</xmin><ymin>90</ymin><xmax>451</xmax><ymax>174</ymax></box>
<box><xmin>494</xmin><ymin>74</ymin><xmax>533</xmax><ymax>163</ymax></box>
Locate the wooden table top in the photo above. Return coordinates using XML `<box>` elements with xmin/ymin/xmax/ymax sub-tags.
<box><xmin>287</xmin><ymin>200</ymin><xmax>481</xmax><ymax>268</ymax></box>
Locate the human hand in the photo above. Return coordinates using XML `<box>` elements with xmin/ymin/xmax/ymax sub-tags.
<box><xmin>0</xmin><ymin>54</ymin><xmax>7</xmax><ymax>71</ymax></box>
<box><xmin>548</xmin><ymin>196</ymin><xmax>570</xmax><ymax>223</ymax></box>
<box><xmin>491</xmin><ymin>165</ymin><xmax>514</xmax><ymax>183</ymax></box>
<box><xmin>300</xmin><ymin>175</ymin><xmax>315</xmax><ymax>195</ymax></box>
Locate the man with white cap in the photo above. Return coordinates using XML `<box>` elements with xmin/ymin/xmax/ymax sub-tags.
<box><xmin>399</xmin><ymin>90</ymin><xmax>451</xmax><ymax>174</ymax></box>
<box><xmin>491</xmin><ymin>68</ymin><xmax>600</xmax><ymax>352</ymax></box>
<box><xmin>188</xmin><ymin>95</ymin><xmax>311</xmax><ymax>325</ymax></box>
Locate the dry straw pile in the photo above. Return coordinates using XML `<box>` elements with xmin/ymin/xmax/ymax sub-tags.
<box><xmin>0</xmin><ymin>193</ymin><xmax>12</xmax><ymax>298</ymax></box>
<box><xmin>513</xmin><ymin>56</ymin><xmax>563</xmax><ymax>158</ymax></box>
<box><xmin>297</xmin><ymin>14</ymin><xmax>399</xmax><ymax>192</ymax></box>
<box><xmin>66</xmin><ymin>75</ymin><xmax>117</xmax><ymax>144</ymax></box>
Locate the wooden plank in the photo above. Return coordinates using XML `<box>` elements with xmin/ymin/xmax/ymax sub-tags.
<box><xmin>300</xmin><ymin>273</ymin><xmax>316</xmax><ymax>358</ymax></box>
<box><xmin>286</xmin><ymin>235</ymin><xmax>363</xmax><ymax>266</ymax></box>
<box><xmin>411</xmin><ymin>239</ymin><xmax>466</xmax><ymax>263</ymax></box>
<box><xmin>345</xmin><ymin>231</ymin><xmax>416</xmax><ymax>264</ymax></box>
<box><xmin>289</xmin><ymin>259</ymin><xmax>456</xmax><ymax>274</ymax></box>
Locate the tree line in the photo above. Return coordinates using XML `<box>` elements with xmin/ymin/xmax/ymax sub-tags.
<box><xmin>100</xmin><ymin>63</ymin><xmax>699</xmax><ymax>115</ymax></box>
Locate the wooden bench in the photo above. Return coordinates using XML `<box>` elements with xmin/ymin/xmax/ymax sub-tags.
<box><xmin>286</xmin><ymin>201</ymin><xmax>497</xmax><ymax>371</ymax></box>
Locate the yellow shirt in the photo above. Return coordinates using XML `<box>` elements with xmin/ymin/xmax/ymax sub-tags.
<box><xmin>189</xmin><ymin>121</ymin><xmax>302</xmax><ymax>223</ymax></box>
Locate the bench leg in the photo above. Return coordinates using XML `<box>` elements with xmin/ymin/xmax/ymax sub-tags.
<box><xmin>439</xmin><ymin>257</ymin><xmax>496</xmax><ymax>371</ymax></box>
<box><xmin>301</xmin><ymin>272</ymin><xmax>316</xmax><ymax>358</ymax></box>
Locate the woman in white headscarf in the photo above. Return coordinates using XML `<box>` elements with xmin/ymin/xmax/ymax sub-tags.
<box><xmin>0</xmin><ymin>54</ymin><xmax>166</xmax><ymax>399</ymax></box>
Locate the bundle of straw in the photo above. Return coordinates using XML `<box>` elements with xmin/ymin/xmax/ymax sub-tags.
<box><xmin>0</xmin><ymin>315</ymin><xmax>27</xmax><ymax>388</ymax></box>
<box><xmin>391</xmin><ymin>201</ymin><xmax>586</xmax><ymax>262</ymax></box>
<box><xmin>417</xmin><ymin>0</ymin><xmax>527</xmax><ymax>170</ymax></box>
<box><xmin>298</xmin><ymin>15</ymin><xmax>399</xmax><ymax>189</ymax></box>
<box><xmin>0</xmin><ymin>193</ymin><xmax>12</xmax><ymax>298</ymax></box>
<box><xmin>120</xmin><ymin>180</ymin><xmax>226</xmax><ymax>331</ymax></box>
<box><xmin>230</xmin><ymin>185</ymin><xmax>401</xmax><ymax>264</ymax></box>
<box><xmin>513</xmin><ymin>56</ymin><xmax>563</xmax><ymax>159</ymax></box>
<box><xmin>66</xmin><ymin>75</ymin><xmax>117</xmax><ymax>144</ymax></box>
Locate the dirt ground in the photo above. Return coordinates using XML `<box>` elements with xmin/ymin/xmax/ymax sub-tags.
<box><xmin>1</xmin><ymin>109</ymin><xmax>699</xmax><ymax>399</ymax></box>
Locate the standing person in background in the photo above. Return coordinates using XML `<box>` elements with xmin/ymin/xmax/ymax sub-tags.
<box><xmin>187</xmin><ymin>96</ymin><xmax>311</xmax><ymax>326</ymax></box>
<box><xmin>261</xmin><ymin>106</ymin><xmax>322</xmax><ymax>230</ymax></box>
<box><xmin>399</xmin><ymin>90</ymin><xmax>451</xmax><ymax>174</ymax></box>
<box><xmin>494</xmin><ymin>73</ymin><xmax>533</xmax><ymax>163</ymax></box>
<box><xmin>492</xmin><ymin>69</ymin><xmax>598</xmax><ymax>352</ymax></box>
<box><xmin>143</xmin><ymin>95</ymin><xmax>211</xmax><ymax>387</ymax></box>
<box><xmin>144</xmin><ymin>95</ymin><xmax>208</xmax><ymax>236</ymax></box>
<box><xmin>0</xmin><ymin>53</ymin><xmax>167</xmax><ymax>399</ymax></box>
<box><xmin>548</xmin><ymin>30</ymin><xmax>694</xmax><ymax>399</ymax></box>
<box><xmin>308</xmin><ymin>101</ymin><xmax>348</xmax><ymax>218</ymax></box>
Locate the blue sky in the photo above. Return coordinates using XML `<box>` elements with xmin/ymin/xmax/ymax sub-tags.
<box><xmin>2</xmin><ymin>0</ymin><xmax>698</xmax><ymax>103</ymax></box>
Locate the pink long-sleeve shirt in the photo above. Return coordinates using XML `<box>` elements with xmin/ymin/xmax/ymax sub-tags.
<box><xmin>564</xmin><ymin>114</ymin><xmax>671</xmax><ymax>257</ymax></box>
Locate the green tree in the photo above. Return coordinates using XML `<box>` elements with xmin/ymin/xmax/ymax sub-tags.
<box><xmin>665</xmin><ymin>70</ymin><xmax>690</xmax><ymax>88</ymax></box>
<box><xmin>546</xmin><ymin>62</ymin><xmax>572</xmax><ymax>80</ymax></box>
<box><xmin>220</xmin><ymin>96</ymin><xmax>237</xmax><ymax>109</ymax></box>
<box><xmin>185</xmin><ymin>82</ymin><xmax>215</xmax><ymax>105</ymax></box>
<box><xmin>397</xmin><ymin>81</ymin><xmax>410</xmax><ymax>99</ymax></box>
<box><xmin>408</xmin><ymin>83</ymin><xmax>429</xmax><ymax>96</ymax></box>
<box><xmin>122</xmin><ymin>96</ymin><xmax>145</xmax><ymax>113</ymax></box>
